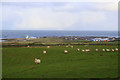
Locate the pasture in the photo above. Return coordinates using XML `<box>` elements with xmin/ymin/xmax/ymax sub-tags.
<box><xmin>2</xmin><ymin>45</ymin><xmax>119</xmax><ymax>78</ymax></box>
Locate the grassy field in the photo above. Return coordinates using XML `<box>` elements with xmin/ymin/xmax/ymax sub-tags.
<box><xmin>2</xmin><ymin>38</ymin><xmax>119</xmax><ymax>46</ymax></box>
<box><xmin>2</xmin><ymin>45</ymin><xmax>119</xmax><ymax>78</ymax></box>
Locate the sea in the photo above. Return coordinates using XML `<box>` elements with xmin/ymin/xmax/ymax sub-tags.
<box><xmin>1</xmin><ymin>30</ymin><xmax>119</xmax><ymax>39</ymax></box>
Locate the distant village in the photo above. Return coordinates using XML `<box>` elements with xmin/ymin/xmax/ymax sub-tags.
<box><xmin>25</xmin><ymin>35</ymin><xmax>119</xmax><ymax>42</ymax></box>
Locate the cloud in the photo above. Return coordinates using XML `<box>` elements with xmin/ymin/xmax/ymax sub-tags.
<box><xmin>95</xmin><ymin>3</ymin><xmax>118</xmax><ymax>11</ymax></box>
<box><xmin>80</xmin><ymin>11</ymin><xmax>106</xmax><ymax>24</ymax></box>
<box><xmin>13</xmin><ymin>7</ymin><xmax>107</xmax><ymax>30</ymax></box>
<box><xmin>1</xmin><ymin>0</ymin><xmax>119</xmax><ymax>2</ymax></box>
<box><xmin>2</xmin><ymin>2</ymin><xmax>118</xmax><ymax>31</ymax></box>
<box><xmin>0</xmin><ymin>5</ymin><xmax>2</xmax><ymax>30</ymax></box>
<box><xmin>12</xmin><ymin>7</ymin><xmax>80</xmax><ymax>30</ymax></box>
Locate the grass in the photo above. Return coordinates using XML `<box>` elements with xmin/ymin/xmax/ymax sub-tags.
<box><xmin>2</xmin><ymin>38</ymin><xmax>119</xmax><ymax>46</ymax></box>
<box><xmin>2</xmin><ymin>45</ymin><xmax>119</xmax><ymax>78</ymax></box>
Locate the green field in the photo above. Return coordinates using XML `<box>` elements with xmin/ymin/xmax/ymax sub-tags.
<box><xmin>2</xmin><ymin>45</ymin><xmax>119</xmax><ymax>78</ymax></box>
<box><xmin>2</xmin><ymin>38</ymin><xmax>119</xmax><ymax>46</ymax></box>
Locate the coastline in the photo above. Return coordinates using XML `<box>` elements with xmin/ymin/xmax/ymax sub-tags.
<box><xmin>1</xmin><ymin>36</ymin><xmax>119</xmax><ymax>47</ymax></box>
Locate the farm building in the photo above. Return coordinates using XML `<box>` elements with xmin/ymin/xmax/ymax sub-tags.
<box><xmin>26</xmin><ymin>35</ymin><xmax>29</xmax><ymax>39</ymax></box>
<box><xmin>91</xmin><ymin>38</ymin><xmax>109</xmax><ymax>42</ymax></box>
<box><xmin>30</xmin><ymin>37</ymin><xmax>37</xmax><ymax>39</ymax></box>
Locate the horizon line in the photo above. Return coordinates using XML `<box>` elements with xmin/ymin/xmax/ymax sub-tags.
<box><xmin>1</xmin><ymin>30</ymin><xmax>119</xmax><ymax>31</ymax></box>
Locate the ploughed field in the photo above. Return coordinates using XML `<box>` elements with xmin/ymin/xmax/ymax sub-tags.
<box><xmin>2</xmin><ymin>45</ymin><xmax>119</xmax><ymax>78</ymax></box>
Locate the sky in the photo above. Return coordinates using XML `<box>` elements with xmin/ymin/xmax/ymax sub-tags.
<box><xmin>1</xmin><ymin>1</ymin><xmax>118</xmax><ymax>31</ymax></box>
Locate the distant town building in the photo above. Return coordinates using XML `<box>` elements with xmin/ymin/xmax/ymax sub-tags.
<box><xmin>30</xmin><ymin>37</ymin><xmax>37</xmax><ymax>39</ymax></box>
<box><xmin>91</xmin><ymin>38</ymin><xmax>109</xmax><ymax>42</ymax></box>
<box><xmin>25</xmin><ymin>35</ymin><xmax>37</xmax><ymax>39</ymax></box>
<box><xmin>26</xmin><ymin>35</ymin><xmax>29</xmax><ymax>39</ymax></box>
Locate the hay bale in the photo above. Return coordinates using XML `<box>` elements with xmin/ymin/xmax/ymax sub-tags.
<box><xmin>77</xmin><ymin>48</ymin><xmax>80</xmax><ymax>51</ymax></box>
<box><xmin>96</xmin><ymin>49</ymin><xmax>98</xmax><ymax>51</ymax></box>
<box><xmin>115</xmin><ymin>48</ymin><xmax>118</xmax><ymax>51</ymax></box>
<box><xmin>106</xmin><ymin>49</ymin><xmax>110</xmax><ymax>52</ymax></box>
<box><xmin>64</xmin><ymin>50</ymin><xmax>68</xmax><ymax>53</ymax></box>
<box><xmin>66</xmin><ymin>46</ymin><xmax>68</xmax><ymax>48</ymax></box>
<box><xmin>85</xmin><ymin>49</ymin><xmax>90</xmax><ymax>52</ymax></box>
<box><xmin>35</xmin><ymin>58</ymin><xmax>40</xmax><ymax>64</ymax></box>
<box><xmin>43</xmin><ymin>51</ymin><xmax>47</xmax><ymax>54</ymax></box>
<box><xmin>102</xmin><ymin>49</ymin><xmax>105</xmax><ymax>51</ymax></box>
<box><xmin>47</xmin><ymin>46</ymin><xmax>50</xmax><ymax>48</ymax></box>
<box><xmin>27</xmin><ymin>45</ymin><xmax>30</xmax><ymax>48</ymax></box>
<box><xmin>112</xmin><ymin>49</ymin><xmax>114</xmax><ymax>52</ymax></box>
<box><xmin>82</xmin><ymin>49</ymin><xmax>85</xmax><ymax>52</ymax></box>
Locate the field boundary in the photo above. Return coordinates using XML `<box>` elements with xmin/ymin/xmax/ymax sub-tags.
<box><xmin>2</xmin><ymin>43</ymin><xmax>120</xmax><ymax>47</ymax></box>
